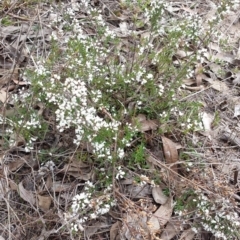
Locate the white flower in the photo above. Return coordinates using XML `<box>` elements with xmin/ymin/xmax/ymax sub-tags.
<box><xmin>90</xmin><ymin>213</ymin><xmax>97</xmax><ymax>219</ymax></box>
<box><xmin>192</xmin><ymin>227</ymin><xmax>198</xmax><ymax>233</ymax></box>
<box><xmin>116</xmin><ymin>166</ymin><xmax>125</xmax><ymax>180</ymax></box>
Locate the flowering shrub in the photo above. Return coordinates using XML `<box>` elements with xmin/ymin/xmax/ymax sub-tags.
<box><xmin>3</xmin><ymin>0</ymin><xmax>239</xmax><ymax>238</ymax></box>
<box><xmin>65</xmin><ymin>181</ymin><xmax>116</xmax><ymax>232</ymax></box>
<box><xmin>175</xmin><ymin>191</ymin><xmax>240</xmax><ymax>239</ymax></box>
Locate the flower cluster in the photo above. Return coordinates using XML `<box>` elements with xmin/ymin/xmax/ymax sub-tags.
<box><xmin>39</xmin><ymin>160</ymin><xmax>55</xmax><ymax>175</ymax></box>
<box><xmin>8</xmin><ymin>0</ymin><xmax>237</xmax><ymax>236</ymax></box>
<box><xmin>116</xmin><ymin>166</ymin><xmax>125</xmax><ymax>180</ymax></box>
<box><xmin>66</xmin><ymin>181</ymin><xmax>116</xmax><ymax>232</ymax></box>
<box><xmin>175</xmin><ymin>189</ymin><xmax>240</xmax><ymax>239</ymax></box>
<box><xmin>175</xmin><ymin>191</ymin><xmax>240</xmax><ymax>239</ymax></box>
<box><xmin>194</xmin><ymin>193</ymin><xmax>240</xmax><ymax>239</ymax></box>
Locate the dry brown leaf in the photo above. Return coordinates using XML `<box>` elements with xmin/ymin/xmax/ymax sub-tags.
<box><xmin>133</xmin><ymin>114</ymin><xmax>158</xmax><ymax>132</ymax></box>
<box><xmin>182</xmin><ymin>79</ymin><xmax>196</xmax><ymax>86</ymax></box>
<box><xmin>18</xmin><ymin>181</ymin><xmax>36</xmax><ymax>205</ymax></box>
<box><xmin>110</xmin><ymin>221</ymin><xmax>121</xmax><ymax>240</ymax></box>
<box><xmin>52</xmin><ymin>181</ymin><xmax>72</xmax><ymax>192</ymax></box>
<box><xmin>62</xmin><ymin>159</ymin><xmax>93</xmax><ymax>180</ymax></box>
<box><xmin>162</xmin><ymin>136</ymin><xmax>178</xmax><ymax>173</ymax></box>
<box><xmin>148</xmin><ymin>197</ymin><xmax>173</xmax><ymax>233</ymax></box>
<box><xmin>195</xmin><ymin>63</ymin><xmax>203</xmax><ymax>86</ymax></box>
<box><xmin>126</xmin><ymin>184</ymin><xmax>151</xmax><ymax>199</ymax></box>
<box><xmin>2</xmin><ymin>84</ymin><xmax>15</xmax><ymax>92</ymax></box>
<box><xmin>9</xmin><ymin>179</ymin><xmax>18</xmax><ymax>191</ymax></box>
<box><xmin>0</xmin><ymin>25</ymin><xmax>29</xmax><ymax>38</ymax></box>
<box><xmin>175</xmin><ymin>50</ymin><xmax>192</xmax><ymax>58</ymax></box>
<box><xmin>122</xmin><ymin>211</ymin><xmax>150</xmax><ymax>239</ymax></box>
<box><xmin>13</xmin><ymin>79</ymin><xmax>29</xmax><ymax>85</ymax></box>
<box><xmin>6</xmin><ymin>157</ymin><xmax>25</xmax><ymax>172</ymax></box>
<box><xmin>44</xmin><ymin>175</ymin><xmax>53</xmax><ymax>191</ymax></box>
<box><xmin>140</xmin><ymin>119</ymin><xmax>158</xmax><ymax>132</ymax></box>
<box><xmin>179</xmin><ymin>228</ymin><xmax>195</xmax><ymax>240</ymax></box>
<box><xmin>203</xmin><ymin>76</ymin><xmax>229</xmax><ymax>92</ymax></box>
<box><xmin>0</xmin><ymin>90</ymin><xmax>8</xmax><ymax>103</ymax></box>
<box><xmin>214</xmin><ymin>52</ymin><xmax>234</xmax><ymax>64</ymax></box>
<box><xmin>146</xmin><ymin>154</ymin><xmax>160</xmax><ymax>166</ymax></box>
<box><xmin>233</xmin><ymin>72</ymin><xmax>240</xmax><ymax>85</ymax></box>
<box><xmin>184</xmin><ymin>85</ymin><xmax>205</xmax><ymax>91</ymax></box>
<box><xmin>85</xmin><ymin>221</ymin><xmax>109</xmax><ymax>238</ymax></box>
<box><xmin>37</xmin><ymin>194</ymin><xmax>51</xmax><ymax>212</ymax></box>
<box><xmin>152</xmin><ymin>186</ymin><xmax>168</xmax><ymax>204</ymax></box>
<box><xmin>210</xmin><ymin>80</ymin><xmax>229</xmax><ymax>92</ymax></box>
<box><xmin>0</xmin><ymin>66</ymin><xmax>19</xmax><ymax>86</ymax></box>
<box><xmin>202</xmin><ymin>74</ymin><xmax>213</xmax><ymax>82</ymax></box>
<box><xmin>160</xmin><ymin>220</ymin><xmax>181</xmax><ymax>240</ymax></box>
<box><xmin>209</xmin><ymin>63</ymin><xmax>222</xmax><ymax>78</ymax></box>
<box><xmin>135</xmin><ymin>113</ymin><xmax>146</xmax><ymax>122</ymax></box>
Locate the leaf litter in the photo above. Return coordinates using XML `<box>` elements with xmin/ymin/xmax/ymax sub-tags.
<box><xmin>0</xmin><ymin>0</ymin><xmax>240</xmax><ymax>239</ymax></box>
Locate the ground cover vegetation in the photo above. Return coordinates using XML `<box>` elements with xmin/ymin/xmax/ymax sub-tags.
<box><xmin>0</xmin><ymin>0</ymin><xmax>240</xmax><ymax>239</ymax></box>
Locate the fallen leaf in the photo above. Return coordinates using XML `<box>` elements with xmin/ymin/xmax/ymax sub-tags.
<box><xmin>146</xmin><ymin>154</ymin><xmax>160</xmax><ymax>166</ymax></box>
<box><xmin>201</xmin><ymin>112</ymin><xmax>214</xmax><ymax>131</ymax></box>
<box><xmin>2</xmin><ymin>84</ymin><xmax>15</xmax><ymax>92</ymax></box>
<box><xmin>122</xmin><ymin>211</ymin><xmax>150</xmax><ymax>239</ymax></box>
<box><xmin>234</xmin><ymin>104</ymin><xmax>240</xmax><ymax>117</ymax></box>
<box><xmin>179</xmin><ymin>228</ymin><xmax>195</xmax><ymax>240</ymax></box>
<box><xmin>85</xmin><ymin>221</ymin><xmax>109</xmax><ymax>238</ymax></box>
<box><xmin>184</xmin><ymin>85</ymin><xmax>205</xmax><ymax>91</ymax></box>
<box><xmin>175</xmin><ymin>50</ymin><xmax>192</xmax><ymax>58</ymax></box>
<box><xmin>110</xmin><ymin>221</ymin><xmax>121</xmax><ymax>240</ymax></box>
<box><xmin>233</xmin><ymin>72</ymin><xmax>240</xmax><ymax>85</ymax></box>
<box><xmin>37</xmin><ymin>194</ymin><xmax>51</xmax><ymax>212</ymax></box>
<box><xmin>18</xmin><ymin>181</ymin><xmax>36</xmax><ymax>206</ymax></box>
<box><xmin>126</xmin><ymin>184</ymin><xmax>152</xmax><ymax>199</ymax></box>
<box><xmin>208</xmin><ymin>42</ymin><xmax>221</xmax><ymax>52</ymax></box>
<box><xmin>214</xmin><ymin>52</ymin><xmax>234</xmax><ymax>64</ymax></box>
<box><xmin>200</xmin><ymin>112</ymin><xmax>214</xmax><ymax>139</ymax></box>
<box><xmin>9</xmin><ymin>179</ymin><xmax>18</xmax><ymax>191</ymax></box>
<box><xmin>208</xmin><ymin>63</ymin><xmax>223</xmax><ymax>78</ymax></box>
<box><xmin>0</xmin><ymin>90</ymin><xmax>8</xmax><ymax>103</ymax></box>
<box><xmin>160</xmin><ymin>220</ymin><xmax>181</xmax><ymax>240</ymax></box>
<box><xmin>162</xmin><ymin>136</ymin><xmax>178</xmax><ymax>173</ymax></box>
<box><xmin>133</xmin><ymin>114</ymin><xmax>158</xmax><ymax>132</ymax></box>
<box><xmin>148</xmin><ymin>197</ymin><xmax>173</xmax><ymax>233</ymax></box>
<box><xmin>195</xmin><ymin>63</ymin><xmax>203</xmax><ymax>86</ymax></box>
<box><xmin>52</xmin><ymin>181</ymin><xmax>72</xmax><ymax>192</ymax></box>
<box><xmin>210</xmin><ymin>80</ymin><xmax>229</xmax><ymax>92</ymax></box>
<box><xmin>44</xmin><ymin>175</ymin><xmax>53</xmax><ymax>191</ymax></box>
<box><xmin>0</xmin><ymin>68</ymin><xmax>17</xmax><ymax>86</ymax></box>
<box><xmin>119</xmin><ymin>22</ymin><xmax>128</xmax><ymax>35</ymax></box>
<box><xmin>182</xmin><ymin>79</ymin><xmax>196</xmax><ymax>86</ymax></box>
<box><xmin>135</xmin><ymin>113</ymin><xmax>146</xmax><ymax>122</ymax></box>
<box><xmin>7</xmin><ymin>157</ymin><xmax>25</xmax><ymax>172</ymax></box>
<box><xmin>152</xmin><ymin>186</ymin><xmax>168</xmax><ymax>204</ymax></box>
<box><xmin>62</xmin><ymin>159</ymin><xmax>93</xmax><ymax>180</ymax></box>
<box><xmin>13</xmin><ymin>79</ymin><xmax>29</xmax><ymax>85</ymax></box>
